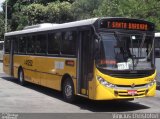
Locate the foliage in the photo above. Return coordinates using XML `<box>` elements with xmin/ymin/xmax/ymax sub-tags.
<box><xmin>22</xmin><ymin>4</ymin><xmax>47</xmax><ymax>25</ymax></box>
<box><xmin>0</xmin><ymin>0</ymin><xmax>160</xmax><ymax>37</ymax></box>
<box><xmin>93</xmin><ymin>0</ymin><xmax>120</xmax><ymax>17</ymax></box>
<box><xmin>94</xmin><ymin>0</ymin><xmax>160</xmax><ymax>30</ymax></box>
<box><xmin>72</xmin><ymin>0</ymin><xmax>102</xmax><ymax>20</ymax></box>
<box><xmin>0</xmin><ymin>12</ymin><xmax>11</xmax><ymax>40</ymax></box>
<box><xmin>46</xmin><ymin>1</ymin><xmax>73</xmax><ymax>23</ymax></box>
<box><xmin>0</xmin><ymin>12</ymin><xmax>5</xmax><ymax>40</ymax></box>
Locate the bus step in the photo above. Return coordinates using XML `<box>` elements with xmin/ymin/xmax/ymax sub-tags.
<box><xmin>77</xmin><ymin>94</ymin><xmax>88</xmax><ymax>98</ymax></box>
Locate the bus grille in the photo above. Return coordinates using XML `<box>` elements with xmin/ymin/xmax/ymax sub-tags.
<box><xmin>97</xmin><ymin>68</ymin><xmax>155</xmax><ymax>79</ymax></box>
<box><xmin>110</xmin><ymin>73</ymin><xmax>147</xmax><ymax>78</ymax></box>
<box><xmin>115</xmin><ymin>90</ymin><xmax>147</xmax><ymax>97</ymax></box>
<box><xmin>116</xmin><ymin>84</ymin><xmax>146</xmax><ymax>88</ymax></box>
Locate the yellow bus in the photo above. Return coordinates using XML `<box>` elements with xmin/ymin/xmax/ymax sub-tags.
<box><xmin>3</xmin><ymin>17</ymin><xmax>156</xmax><ymax>102</ymax></box>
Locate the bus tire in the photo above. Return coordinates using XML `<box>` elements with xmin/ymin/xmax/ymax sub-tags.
<box><xmin>63</xmin><ymin>78</ymin><xmax>75</xmax><ymax>103</ymax></box>
<box><xmin>18</xmin><ymin>69</ymin><xmax>26</xmax><ymax>86</ymax></box>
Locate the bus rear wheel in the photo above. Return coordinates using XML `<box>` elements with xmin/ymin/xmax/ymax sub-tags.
<box><xmin>18</xmin><ymin>69</ymin><xmax>26</xmax><ymax>86</ymax></box>
<box><xmin>63</xmin><ymin>78</ymin><xmax>75</xmax><ymax>103</ymax></box>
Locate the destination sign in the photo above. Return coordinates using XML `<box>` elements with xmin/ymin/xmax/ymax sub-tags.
<box><xmin>99</xmin><ymin>18</ymin><xmax>154</xmax><ymax>31</ymax></box>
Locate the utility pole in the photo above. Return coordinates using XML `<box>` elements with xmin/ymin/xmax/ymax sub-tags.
<box><xmin>5</xmin><ymin>0</ymin><xmax>7</xmax><ymax>33</ymax></box>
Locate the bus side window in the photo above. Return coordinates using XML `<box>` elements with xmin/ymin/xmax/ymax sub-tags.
<box><xmin>155</xmin><ymin>38</ymin><xmax>160</xmax><ymax>58</ymax></box>
<box><xmin>27</xmin><ymin>36</ymin><xmax>36</xmax><ymax>54</ymax></box>
<box><xmin>19</xmin><ymin>36</ymin><xmax>27</xmax><ymax>54</ymax></box>
<box><xmin>48</xmin><ymin>32</ymin><xmax>60</xmax><ymax>55</ymax></box>
<box><xmin>61</xmin><ymin>31</ymin><xmax>76</xmax><ymax>55</ymax></box>
<box><xmin>14</xmin><ymin>37</ymin><xmax>19</xmax><ymax>54</ymax></box>
<box><xmin>5</xmin><ymin>37</ymin><xmax>11</xmax><ymax>54</ymax></box>
<box><xmin>35</xmin><ymin>34</ymin><xmax>47</xmax><ymax>54</ymax></box>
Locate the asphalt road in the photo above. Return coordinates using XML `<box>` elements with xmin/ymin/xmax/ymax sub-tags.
<box><xmin>0</xmin><ymin>62</ymin><xmax>160</xmax><ymax>113</ymax></box>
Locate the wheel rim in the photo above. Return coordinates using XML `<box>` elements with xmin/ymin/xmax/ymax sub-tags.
<box><xmin>19</xmin><ymin>71</ymin><xmax>23</xmax><ymax>83</ymax></box>
<box><xmin>65</xmin><ymin>84</ymin><xmax>72</xmax><ymax>97</ymax></box>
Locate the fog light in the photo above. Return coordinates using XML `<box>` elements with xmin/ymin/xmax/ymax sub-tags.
<box><xmin>145</xmin><ymin>89</ymin><xmax>149</xmax><ymax>95</ymax></box>
<box><xmin>114</xmin><ymin>90</ymin><xmax>118</xmax><ymax>96</ymax></box>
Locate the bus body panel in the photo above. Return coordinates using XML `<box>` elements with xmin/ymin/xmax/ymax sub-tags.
<box><xmin>91</xmin><ymin>82</ymin><xmax>156</xmax><ymax>100</ymax></box>
<box><xmin>88</xmin><ymin>67</ymin><xmax>156</xmax><ymax>100</ymax></box>
<box><xmin>4</xmin><ymin>54</ymin><xmax>77</xmax><ymax>92</ymax></box>
<box><xmin>3</xmin><ymin>54</ymin><xmax>10</xmax><ymax>75</ymax></box>
<box><xmin>96</xmin><ymin>69</ymin><xmax>156</xmax><ymax>86</ymax></box>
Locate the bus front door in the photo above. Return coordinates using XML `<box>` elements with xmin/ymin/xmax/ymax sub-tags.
<box><xmin>78</xmin><ymin>30</ymin><xmax>93</xmax><ymax>96</ymax></box>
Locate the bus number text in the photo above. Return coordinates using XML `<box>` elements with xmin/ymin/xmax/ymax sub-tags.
<box><xmin>24</xmin><ymin>60</ymin><xmax>33</xmax><ymax>66</ymax></box>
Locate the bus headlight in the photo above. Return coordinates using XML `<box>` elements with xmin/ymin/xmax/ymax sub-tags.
<box><xmin>147</xmin><ymin>79</ymin><xmax>156</xmax><ymax>87</ymax></box>
<box><xmin>97</xmin><ymin>76</ymin><xmax>115</xmax><ymax>88</ymax></box>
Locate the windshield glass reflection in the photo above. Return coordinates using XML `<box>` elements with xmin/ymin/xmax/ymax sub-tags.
<box><xmin>96</xmin><ymin>33</ymin><xmax>154</xmax><ymax>71</ymax></box>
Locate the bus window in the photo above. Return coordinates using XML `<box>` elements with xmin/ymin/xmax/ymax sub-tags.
<box><xmin>155</xmin><ymin>37</ymin><xmax>160</xmax><ymax>58</ymax></box>
<box><xmin>0</xmin><ymin>41</ymin><xmax>4</xmax><ymax>50</ymax></box>
<box><xmin>14</xmin><ymin>37</ymin><xmax>19</xmax><ymax>54</ymax></box>
<box><xmin>35</xmin><ymin>34</ymin><xmax>47</xmax><ymax>54</ymax></box>
<box><xmin>27</xmin><ymin>36</ymin><xmax>36</xmax><ymax>54</ymax></box>
<box><xmin>48</xmin><ymin>32</ymin><xmax>60</xmax><ymax>55</ymax></box>
<box><xmin>61</xmin><ymin>31</ymin><xmax>76</xmax><ymax>55</ymax></box>
<box><xmin>19</xmin><ymin>36</ymin><xmax>27</xmax><ymax>54</ymax></box>
<box><xmin>5</xmin><ymin>38</ymin><xmax>11</xmax><ymax>53</ymax></box>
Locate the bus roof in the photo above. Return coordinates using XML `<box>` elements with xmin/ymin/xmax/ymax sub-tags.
<box><xmin>155</xmin><ymin>32</ymin><xmax>160</xmax><ymax>37</ymax></box>
<box><xmin>5</xmin><ymin>18</ymin><xmax>98</xmax><ymax>36</ymax></box>
<box><xmin>5</xmin><ymin>17</ymin><xmax>154</xmax><ymax>37</ymax></box>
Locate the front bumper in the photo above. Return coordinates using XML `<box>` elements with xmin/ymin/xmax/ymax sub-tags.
<box><xmin>93</xmin><ymin>82</ymin><xmax>156</xmax><ymax>100</ymax></box>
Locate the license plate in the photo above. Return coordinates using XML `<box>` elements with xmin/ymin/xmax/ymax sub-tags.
<box><xmin>128</xmin><ymin>90</ymin><xmax>137</xmax><ymax>95</ymax></box>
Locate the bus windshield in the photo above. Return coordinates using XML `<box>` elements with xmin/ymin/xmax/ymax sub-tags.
<box><xmin>96</xmin><ymin>33</ymin><xmax>154</xmax><ymax>71</ymax></box>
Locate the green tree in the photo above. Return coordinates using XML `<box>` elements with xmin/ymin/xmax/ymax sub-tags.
<box><xmin>22</xmin><ymin>0</ymin><xmax>75</xmax><ymax>5</ymax></box>
<box><xmin>2</xmin><ymin>0</ymin><xmax>160</xmax><ymax>31</ymax></box>
<box><xmin>0</xmin><ymin>12</ymin><xmax>5</xmax><ymax>40</ymax></box>
<box><xmin>46</xmin><ymin>1</ymin><xmax>73</xmax><ymax>23</ymax></box>
<box><xmin>94</xmin><ymin>0</ymin><xmax>160</xmax><ymax>30</ymax></box>
<box><xmin>72</xmin><ymin>0</ymin><xmax>102</xmax><ymax>20</ymax></box>
<box><xmin>22</xmin><ymin>3</ymin><xmax>47</xmax><ymax>25</ymax></box>
<box><xmin>94</xmin><ymin>0</ymin><xmax>120</xmax><ymax>17</ymax></box>
<box><xmin>0</xmin><ymin>12</ymin><xmax>11</xmax><ymax>40</ymax></box>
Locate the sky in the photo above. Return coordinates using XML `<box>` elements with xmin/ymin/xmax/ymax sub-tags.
<box><xmin>0</xmin><ymin>0</ymin><xmax>5</xmax><ymax>12</ymax></box>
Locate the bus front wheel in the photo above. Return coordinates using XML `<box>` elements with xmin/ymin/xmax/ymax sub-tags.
<box><xmin>63</xmin><ymin>78</ymin><xmax>75</xmax><ymax>103</ymax></box>
<box><xmin>18</xmin><ymin>69</ymin><xmax>26</xmax><ymax>86</ymax></box>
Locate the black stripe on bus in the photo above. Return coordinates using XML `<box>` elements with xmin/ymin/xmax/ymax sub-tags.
<box><xmin>13</xmin><ymin>65</ymin><xmax>77</xmax><ymax>79</ymax></box>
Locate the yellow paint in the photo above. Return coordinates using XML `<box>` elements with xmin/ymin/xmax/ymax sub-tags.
<box><xmin>96</xmin><ymin>68</ymin><xmax>156</xmax><ymax>86</ymax></box>
<box><xmin>3</xmin><ymin>54</ymin><xmax>156</xmax><ymax>100</ymax></box>
<box><xmin>3</xmin><ymin>54</ymin><xmax>10</xmax><ymax>75</ymax></box>
<box><xmin>88</xmin><ymin>68</ymin><xmax>156</xmax><ymax>100</ymax></box>
<box><xmin>3</xmin><ymin>54</ymin><xmax>77</xmax><ymax>91</ymax></box>
<box><xmin>81</xmin><ymin>89</ymin><xmax>87</xmax><ymax>95</ymax></box>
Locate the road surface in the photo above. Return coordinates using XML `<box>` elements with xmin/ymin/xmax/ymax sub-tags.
<box><xmin>0</xmin><ymin>62</ymin><xmax>160</xmax><ymax>113</ymax></box>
